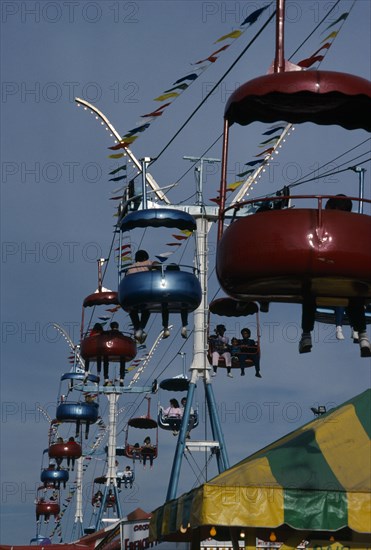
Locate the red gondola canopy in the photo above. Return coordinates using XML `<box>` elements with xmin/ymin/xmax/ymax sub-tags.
<box><xmin>225</xmin><ymin>71</ymin><xmax>371</xmax><ymax>131</ymax></box>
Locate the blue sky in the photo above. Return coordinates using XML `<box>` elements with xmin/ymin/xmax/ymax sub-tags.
<box><xmin>1</xmin><ymin>0</ymin><xmax>370</xmax><ymax>544</ymax></box>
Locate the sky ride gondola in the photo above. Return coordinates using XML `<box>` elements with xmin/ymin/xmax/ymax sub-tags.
<box><xmin>123</xmin><ymin>397</ymin><xmax>158</xmax><ymax>464</ymax></box>
<box><xmin>56</xmin><ymin>372</ymin><xmax>99</xmax><ymax>439</ymax></box>
<box><xmin>48</xmin><ymin>435</ymin><xmax>82</xmax><ymax>471</ymax></box>
<box><xmin>35</xmin><ymin>487</ymin><xmax>60</xmax><ymax>524</ymax></box>
<box><xmin>40</xmin><ymin>465</ymin><xmax>69</xmax><ymax>490</ymax></box>
<box><xmin>119</xmin><ymin>263</ymin><xmax>202</xmax><ymax>320</ymax></box>
<box><xmin>91</xmin><ymin>480</ymin><xmax>116</xmax><ymax>511</ymax></box>
<box><xmin>216</xmin><ymin>0</ymin><xmax>371</xmax><ymax>312</ymax></box>
<box><xmin>157</xmin><ymin>369</ymin><xmax>199</xmax><ymax>434</ymax></box>
<box><xmin>79</xmin><ymin>265</ymin><xmax>137</xmax><ymax>385</ymax></box>
<box><xmin>157</xmin><ymin>406</ymin><xmax>199</xmax><ymax>434</ymax></box>
<box><xmin>118</xmin><ymin>205</ymin><xmax>202</xmax><ymax>340</ymax></box>
<box><xmin>208</xmin><ymin>298</ymin><xmax>261</xmax><ymax>374</ymax></box>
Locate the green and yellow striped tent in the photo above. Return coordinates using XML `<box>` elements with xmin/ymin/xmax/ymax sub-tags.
<box><xmin>150</xmin><ymin>390</ymin><xmax>371</xmax><ymax>548</ymax></box>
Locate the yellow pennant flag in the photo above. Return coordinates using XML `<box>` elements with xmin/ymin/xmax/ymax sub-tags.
<box><xmin>109</xmin><ymin>153</ymin><xmax>124</xmax><ymax>159</ymax></box>
<box><xmin>321</xmin><ymin>31</ymin><xmax>338</xmax><ymax>42</ymax></box>
<box><xmin>180</xmin><ymin>229</ymin><xmax>193</xmax><ymax>237</ymax></box>
<box><xmin>227</xmin><ymin>180</ymin><xmax>244</xmax><ymax>191</ymax></box>
<box><xmin>215</xmin><ymin>29</ymin><xmax>242</xmax><ymax>43</ymax></box>
<box><xmin>154</xmin><ymin>92</ymin><xmax>180</xmax><ymax>101</ymax></box>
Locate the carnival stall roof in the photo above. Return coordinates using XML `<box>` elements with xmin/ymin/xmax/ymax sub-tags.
<box><xmin>150</xmin><ymin>389</ymin><xmax>371</xmax><ymax>548</ymax></box>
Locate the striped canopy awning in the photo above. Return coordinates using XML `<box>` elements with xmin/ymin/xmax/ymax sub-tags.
<box><xmin>150</xmin><ymin>390</ymin><xmax>371</xmax><ymax>545</ymax></box>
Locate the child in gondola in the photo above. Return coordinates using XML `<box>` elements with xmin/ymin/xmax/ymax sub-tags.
<box><xmin>229</xmin><ymin>337</ymin><xmax>243</xmax><ymax>375</ymax></box>
<box><xmin>141</xmin><ymin>436</ymin><xmax>155</xmax><ymax>469</ymax></box>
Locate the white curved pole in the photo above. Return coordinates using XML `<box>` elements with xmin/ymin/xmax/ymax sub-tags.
<box><xmin>75</xmin><ymin>98</ymin><xmax>170</xmax><ymax>204</ymax></box>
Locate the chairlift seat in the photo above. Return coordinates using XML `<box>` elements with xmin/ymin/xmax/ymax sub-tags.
<box><xmin>157</xmin><ymin>408</ymin><xmax>199</xmax><ymax>431</ymax></box>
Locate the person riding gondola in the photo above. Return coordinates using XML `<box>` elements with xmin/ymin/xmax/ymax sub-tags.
<box><xmin>122</xmin><ymin>465</ymin><xmax>134</xmax><ymax>488</ymax></box>
<box><xmin>84</xmin><ymin>323</ymin><xmax>104</xmax><ymax>379</ymax></box>
<box><xmin>238</xmin><ymin>328</ymin><xmax>262</xmax><ymax>378</ymax></box>
<box><xmin>209</xmin><ymin>324</ymin><xmax>233</xmax><ymax>378</ymax></box>
<box><xmin>162</xmin><ymin>398</ymin><xmax>182</xmax><ymax>435</ymax></box>
<box><xmin>105</xmin><ymin>321</ymin><xmax>126</xmax><ymax>386</ymax></box>
<box><xmin>126</xmin><ymin>250</ymin><xmax>159</xmax><ymax>343</ymax></box>
<box><xmin>141</xmin><ymin>436</ymin><xmax>155</xmax><ymax>469</ymax></box>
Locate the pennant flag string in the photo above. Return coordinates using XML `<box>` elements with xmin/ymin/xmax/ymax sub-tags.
<box><xmin>116</xmin><ymin>4</ymin><xmax>272</xmax><ymax>146</ymax></box>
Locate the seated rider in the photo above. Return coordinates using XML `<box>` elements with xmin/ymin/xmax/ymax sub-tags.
<box><xmin>209</xmin><ymin>324</ymin><xmax>233</xmax><ymax>378</ymax></box>
<box><xmin>122</xmin><ymin>465</ymin><xmax>134</xmax><ymax>488</ymax></box>
<box><xmin>141</xmin><ymin>436</ymin><xmax>155</xmax><ymax>469</ymax></box>
<box><xmin>162</xmin><ymin>398</ymin><xmax>182</xmax><ymax>435</ymax></box>
<box><xmin>229</xmin><ymin>337</ymin><xmax>243</xmax><ymax>375</ymax></box>
<box><xmin>238</xmin><ymin>328</ymin><xmax>261</xmax><ymax>378</ymax></box>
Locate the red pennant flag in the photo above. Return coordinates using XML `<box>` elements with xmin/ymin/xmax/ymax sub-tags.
<box><xmin>210</xmin><ymin>197</ymin><xmax>221</xmax><ymax>204</ymax></box>
<box><xmin>193</xmin><ymin>45</ymin><xmax>230</xmax><ymax>65</ymax></box>
<box><xmin>172</xmin><ymin>234</ymin><xmax>188</xmax><ymax>240</ymax></box>
<box><xmin>167</xmin><ymin>243</ymin><xmax>182</xmax><ymax>246</ymax></box>
<box><xmin>256</xmin><ymin>147</ymin><xmax>274</xmax><ymax>157</ymax></box>
<box><xmin>108</xmin><ymin>143</ymin><xmax>127</xmax><ymax>151</ymax></box>
<box><xmin>297</xmin><ymin>55</ymin><xmax>324</xmax><ymax>68</ymax></box>
<box><xmin>141</xmin><ymin>103</ymin><xmax>171</xmax><ymax>118</ymax></box>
